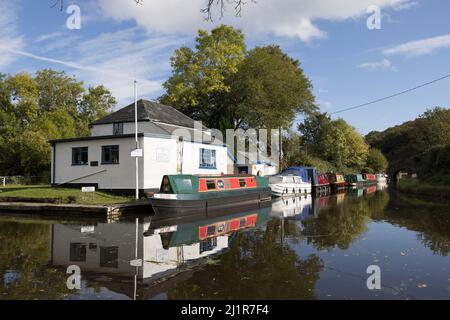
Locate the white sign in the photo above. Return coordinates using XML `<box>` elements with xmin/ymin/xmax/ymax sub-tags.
<box><xmin>81</xmin><ymin>186</ymin><xmax>95</xmax><ymax>193</ymax></box>
<box><xmin>130</xmin><ymin>259</ymin><xmax>143</xmax><ymax>267</ymax></box>
<box><xmin>131</xmin><ymin>148</ymin><xmax>143</xmax><ymax>157</ymax></box>
<box><xmin>81</xmin><ymin>225</ymin><xmax>95</xmax><ymax>233</ymax></box>
<box><xmin>153</xmin><ymin>225</ymin><xmax>178</xmax><ymax>234</ymax></box>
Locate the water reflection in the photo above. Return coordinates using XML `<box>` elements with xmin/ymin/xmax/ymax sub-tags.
<box><xmin>1</xmin><ymin>187</ymin><xmax>449</xmax><ymax>300</ymax></box>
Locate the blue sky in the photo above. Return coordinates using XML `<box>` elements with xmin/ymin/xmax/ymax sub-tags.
<box><xmin>0</xmin><ymin>0</ymin><xmax>449</xmax><ymax>134</ymax></box>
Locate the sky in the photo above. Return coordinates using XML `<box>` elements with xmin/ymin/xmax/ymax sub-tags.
<box><xmin>0</xmin><ymin>0</ymin><xmax>449</xmax><ymax>135</ymax></box>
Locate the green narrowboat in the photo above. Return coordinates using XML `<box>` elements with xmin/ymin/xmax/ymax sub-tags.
<box><xmin>146</xmin><ymin>205</ymin><xmax>272</xmax><ymax>248</ymax></box>
<box><xmin>148</xmin><ymin>174</ymin><xmax>272</xmax><ymax>215</ymax></box>
<box><xmin>345</xmin><ymin>174</ymin><xmax>365</xmax><ymax>187</ymax></box>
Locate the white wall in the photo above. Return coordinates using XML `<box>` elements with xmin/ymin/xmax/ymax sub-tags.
<box><xmin>53</xmin><ymin>136</ymin><xmax>144</xmax><ymax>189</ymax></box>
<box><xmin>181</xmin><ymin>141</ymin><xmax>228</xmax><ymax>176</ymax></box>
<box><xmin>90</xmin><ymin>122</ymin><xmax>165</xmax><ymax>136</ymax></box>
<box><xmin>142</xmin><ymin>136</ymin><xmax>178</xmax><ymax>190</ymax></box>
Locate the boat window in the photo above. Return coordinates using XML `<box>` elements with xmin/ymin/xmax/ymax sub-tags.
<box><xmin>217</xmin><ymin>180</ymin><xmax>224</xmax><ymax>189</ymax></box>
<box><xmin>239</xmin><ymin>179</ymin><xmax>246</xmax><ymax>187</ymax></box>
<box><xmin>161</xmin><ymin>176</ymin><xmax>172</xmax><ymax>193</ymax></box>
<box><xmin>206</xmin><ymin>180</ymin><xmax>216</xmax><ymax>190</ymax></box>
<box><xmin>200</xmin><ymin>238</ymin><xmax>217</xmax><ymax>254</ymax></box>
<box><xmin>239</xmin><ymin>218</ymin><xmax>246</xmax><ymax>228</ymax></box>
<box><xmin>206</xmin><ymin>225</ymin><xmax>216</xmax><ymax>236</ymax></box>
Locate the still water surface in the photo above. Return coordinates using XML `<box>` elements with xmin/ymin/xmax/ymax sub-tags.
<box><xmin>1</xmin><ymin>184</ymin><xmax>449</xmax><ymax>300</ymax></box>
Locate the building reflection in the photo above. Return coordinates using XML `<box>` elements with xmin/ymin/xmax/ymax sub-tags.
<box><xmin>48</xmin><ymin>204</ymin><xmax>272</xmax><ymax>299</ymax></box>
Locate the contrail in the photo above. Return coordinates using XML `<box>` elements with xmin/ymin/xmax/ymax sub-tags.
<box><xmin>0</xmin><ymin>46</ymin><xmax>160</xmax><ymax>88</ymax></box>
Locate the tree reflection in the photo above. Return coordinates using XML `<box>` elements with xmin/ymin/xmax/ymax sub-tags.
<box><xmin>0</xmin><ymin>221</ymin><xmax>71</xmax><ymax>299</ymax></box>
<box><xmin>167</xmin><ymin>223</ymin><xmax>324</xmax><ymax>300</ymax></box>
<box><xmin>300</xmin><ymin>191</ymin><xmax>389</xmax><ymax>250</ymax></box>
<box><xmin>379</xmin><ymin>193</ymin><xmax>450</xmax><ymax>256</ymax></box>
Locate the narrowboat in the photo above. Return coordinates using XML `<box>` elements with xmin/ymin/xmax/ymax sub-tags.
<box><xmin>268</xmin><ymin>174</ymin><xmax>312</xmax><ymax>197</ymax></box>
<box><xmin>327</xmin><ymin>173</ymin><xmax>346</xmax><ymax>190</ymax></box>
<box><xmin>362</xmin><ymin>173</ymin><xmax>377</xmax><ymax>185</ymax></box>
<box><xmin>146</xmin><ymin>206</ymin><xmax>272</xmax><ymax>248</ymax></box>
<box><xmin>148</xmin><ymin>174</ymin><xmax>272</xmax><ymax>215</ymax></box>
<box><xmin>345</xmin><ymin>174</ymin><xmax>365</xmax><ymax>188</ymax></box>
<box><xmin>281</xmin><ymin>167</ymin><xmax>330</xmax><ymax>193</ymax></box>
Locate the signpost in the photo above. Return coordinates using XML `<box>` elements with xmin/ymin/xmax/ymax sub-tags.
<box><xmin>81</xmin><ymin>186</ymin><xmax>95</xmax><ymax>202</ymax></box>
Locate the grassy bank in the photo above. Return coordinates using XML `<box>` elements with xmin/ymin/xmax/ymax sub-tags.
<box><xmin>397</xmin><ymin>179</ymin><xmax>450</xmax><ymax>201</ymax></box>
<box><xmin>0</xmin><ymin>185</ymin><xmax>137</xmax><ymax>205</ymax></box>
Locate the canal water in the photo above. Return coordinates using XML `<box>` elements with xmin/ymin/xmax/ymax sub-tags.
<box><xmin>1</xmin><ymin>184</ymin><xmax>449</xmax><ymax>300</ymax></box>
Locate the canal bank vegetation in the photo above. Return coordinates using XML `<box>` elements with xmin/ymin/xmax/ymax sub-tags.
<box><xmin>367</xmin><ymin>107</ymin><xmax>450</xmax><ymax>198</ymax></box>
<box><xmin>0</xmin><ymin>185</ymin><xmax>136</xmax><ymax>205</ymax></box>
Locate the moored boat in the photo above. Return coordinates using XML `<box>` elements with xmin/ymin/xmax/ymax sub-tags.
<box><xmin>268</xmin><ymin>174</ymin><xmax>312</xmax><ymax>197</ymax></box>
<box><xmin>376</xmin><ymin>173</ymin><xmax>388</xmax><ymax>183</ymax></box>
<box><xmin>327</xmin><ymin>173</ymin><xmax>346</xmax><ymax>190</ymax></box>
<box><xmin>362</xmin><ymin>173</ymin><xmax>377</xmax><ymax>185</ymax></box>
<box><xmin>148</xmin><ymin>174</ymin><xmax>272</xmax><ymax>215</ymax></box>
<box><xmin>345</xmin><ymin>173</ymin><xmax>365</xmax><ymax>188</ymax></box>
<box><xmin>281</xmin><ymin>167</ymin><xmax>330</xmax><ymax>193</ymax></box>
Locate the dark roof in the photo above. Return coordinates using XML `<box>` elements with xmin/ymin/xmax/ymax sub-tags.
<box><xmin>91</xmin><ymin>99</ymin><xmax>201</xmax><ymax>128</ymax></box>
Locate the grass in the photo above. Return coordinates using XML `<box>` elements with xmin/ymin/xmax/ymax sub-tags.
<box><xmin>397</xmin><ymin>179</ymin><xmax>450</xmax><ymax>201</ymax></box>
<box><xmin>0</xmin><ymin>185</ymin><xmax>140</xmax><ymax>205</ymax></box>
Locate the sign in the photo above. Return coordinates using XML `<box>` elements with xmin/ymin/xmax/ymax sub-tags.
<box><xmin>81</xmin><ymin>225</ymin><xmax>95</xmax><ymax>233</ymax></box>
<box><xmin>81</xmin><ymin>186</ymin><xmax>95</xmax><ymax>193</ymax></box>
<box><xmin>153</xmin><ymin>225</ymin><xmax>178</xmax><ymax>234</ymax></box>
<box><xmin>130</xmin><ymin>148</ymin><xmax>143</xmax><ymax>157</ymax></box>
<box><xmin>130</xmin><ymin>259</ymin><xmax>143</xmax><ymax>267</ymax></box>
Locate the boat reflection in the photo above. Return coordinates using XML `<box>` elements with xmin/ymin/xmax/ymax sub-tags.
<box><xmin>270</xmin><ymin>195</ymin><xmax>313</xmax><ymax>220</ymax></box>
<box><xmin>48</xmin><ymin>204</ymin><xmax>272</xmax><ymax>299</ymax></box>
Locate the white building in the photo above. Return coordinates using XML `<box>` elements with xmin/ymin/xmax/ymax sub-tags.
<box><xmin>50</xmin><ymin>100</ymin><xmax>229</xmax><ymax>193</ymax></box>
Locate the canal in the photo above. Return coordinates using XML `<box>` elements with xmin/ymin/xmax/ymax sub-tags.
<box><xmin>0</xmin><ymin>185</ymin><xmax>449</xmax><ymax>300</ymax></box>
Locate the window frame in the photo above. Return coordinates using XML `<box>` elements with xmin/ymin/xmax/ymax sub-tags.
<box><xmin>199</xmin><ymin>148</ymin><xmax>217</xmax><ymax>169</ymax></box>
<box><xmin>101</xmin><ymin>145</ymin><xmax>120</xmax><ymax>165</ymax></box>
<box><xmin>113</xmin><ymin>122</ymin><xmax>124</xmax><ymax>135</ymax></box>
<box><xmin>71</xmin><ymin>147</ymin><xmax>89</xmax><ymax>166</ymax></box>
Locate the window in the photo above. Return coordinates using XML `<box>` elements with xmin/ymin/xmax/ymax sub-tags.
<box><xmin>101</xmin><ymin>145</ymin><xmax>119</xmax><ymax>164</ymax></box>
<box><xmin>199</xmin><ymin>148</ymin><xmax>216</xmax><ymax>169</ymax></box>
<box><xmin>217</xmin><ymin>180</ymin><xmax>224</xmax><ymax>189</ymax></box>
<box><xmin>200</xmin><ymin>237</ymin><xmax>217</xmax><ymax>254</ymax></box>
<box><xmin>72</xmin><ymin>147</ymin><xmax>88</xmax><ymax>165</ymax></box>
<box><xmin>100</xmin><ymin>246</ymin><xmax>118</xmax><ymax>268</ymax></box>
<box><xmin>69</xmin><ymin>243</ymin><xmax>87</xmax><ymax>262</ymax></box>
<box><xmin>113</xmin><ymin>122</ymin><xmax>123</xmax><ymax>135</ymax></box>
<box><xmin>206</xmin><ymin>180</ymin><xmax>216</xmax><ymax>190</ymax></box>
<box><xmin>239</xmin><ymin>179</ymin><xmax>247</xmax><ymax>187</ymax></box>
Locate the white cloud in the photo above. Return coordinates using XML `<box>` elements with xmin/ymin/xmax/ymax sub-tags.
<box><xmin>358</xmin><ymin>58</ymin><xmax>397</xmax><ymax>71</ymax></box>
<box><xmin>97</xmin><ymin>0</ymin><xmax>416</xmax><ymax>42</ymax></box>
<box><xmin>0</xmin><ymin>1</ymin><xmax>24</xmax><ymax>68</ymax></box>
<box><xmin>383</xmin><ymin>34</ymin><xmax>450</xmax><ymax>57</ymax></box>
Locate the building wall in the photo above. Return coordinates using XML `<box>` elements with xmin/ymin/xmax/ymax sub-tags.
<box><xmin>52</xmin><ymin>136</ymin><xmax>144</xmax><ymax>190</ymax></box>
<box><xmin>142</xmin><ymin>136</ymin><xmax>178</xmax><ymax>190</ymax></box>
<box><xmin>90</xmin><ymin>122</ymin><xmax>164</xmax><ymax>137</ymax></box>
<box><xmin>181</xmin><ymin>141</ymin><xmax>228</xmax><ymax>175</ymax></box>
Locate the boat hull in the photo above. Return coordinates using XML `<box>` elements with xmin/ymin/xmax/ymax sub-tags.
<box><xmin>149</xmin><ymin>187</ymin><xmax>272</xmax><ymax>216</ymax></box>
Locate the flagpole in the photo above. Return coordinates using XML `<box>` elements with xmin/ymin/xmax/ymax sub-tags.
<box><xmin>134</xmin><ymin>80</ymin><xmax>139</xmax><ymax>200</ymax></box>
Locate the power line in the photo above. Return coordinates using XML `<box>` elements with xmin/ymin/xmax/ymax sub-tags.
<box><xmin>330</xmin><ymin>73</ymin><xmax>450</xmax><ymax>115</ymax></box>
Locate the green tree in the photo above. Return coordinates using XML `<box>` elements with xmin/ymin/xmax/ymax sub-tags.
<box><xmin>365</xmin><ymin>148</ymin><xmax>388</xmax><ymax>173</ymax></box>
<box><xmin>0</xmin><ymin>70</ymin><xmax>116</xmax><ymax>177</ymax></box>
<box><xmin>160</xmin><ymin>26</ymin><xmax>316</xmax><ymax>132</ymax></box>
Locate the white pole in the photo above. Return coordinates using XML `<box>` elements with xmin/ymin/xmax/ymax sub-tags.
<box><xmin>134</xmin><ymin>80</ymin><xmax>139</xmax><ymax>200</ymax></box>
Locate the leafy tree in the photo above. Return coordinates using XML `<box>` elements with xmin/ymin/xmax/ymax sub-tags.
<box><xmin>160</xmin><ymin>25</ymin><xmax>316</xmax><ymax>132</ymax></box>
<box><xmin>298</xmin><ymin>113</ymin><xmax>369</xmax><ymax>172</ymax></box>
<box><xmin>365</xmin><ymin>148</ymin><xmax>388</xmax><ymax>173</ymax></box>
<box><xmin>0</xmin><ymin>70</ymin><xmax>116</xmax><ymax>178</ymax></box>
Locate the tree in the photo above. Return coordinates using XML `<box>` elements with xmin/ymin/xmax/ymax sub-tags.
<box><xmin>0</xmin><ymin>70</ymin><xmax>116</xmax><ymax>178</ymax></box>
<box><xmin>161</xmin><ymin>26</ymin><xmax>316</xmax><ymax>132</ymax></box>
<box><xmin>365</xmin><ymin>148</ymin><xmax>388</xmax><ymax>173</ymax></box>
<box><xmin>298</xmin><ymin>113</ymin><xmax>369</xmax><ymax>172</ymax></box>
